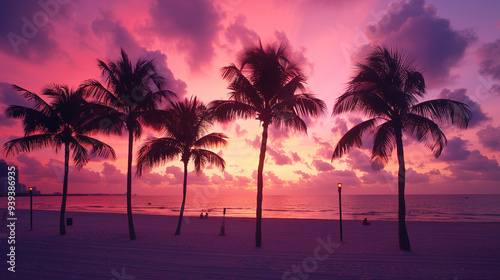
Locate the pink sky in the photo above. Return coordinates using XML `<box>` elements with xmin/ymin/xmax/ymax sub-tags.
<box><xmin>1</xmin><ymin>0</ymin><xmax>500</xmax><ymax>195</ymax></box>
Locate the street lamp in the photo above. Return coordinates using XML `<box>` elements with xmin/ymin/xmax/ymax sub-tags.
<box><xmin>29</xmin><ymin>187</ymin><xmax>33</xmax><ymax>231</ymax></box>
<box><xmin>338</xmin><ymin>183</ymin><xmax>342</xmax><ymax>242</ymax></box>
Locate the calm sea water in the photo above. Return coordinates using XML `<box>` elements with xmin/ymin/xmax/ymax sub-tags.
<box><xmin>3</xmin><ymin>194</ymin><xmax>500</xmax><ymax>222</ymax></box>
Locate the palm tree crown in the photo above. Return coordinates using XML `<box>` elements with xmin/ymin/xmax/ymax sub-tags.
<box><xmin>81</xmin><ymin>49</ymin><xmax>177</xmax><ymax>240</ymax></box>
<box><xmin>209</xmin><ymin>41</ymin><xmax>326</xmax><ymax>247</ymax></box>
<box><xmin>4</xmin><ymin>84</ymin><xmax>116</xmax><ymax>235</ymax></box>
<box><xmin>332</xmin><ymin>46</ymin><xmax>472</xmax><ymax>250</ymax></box>
<box><xmin>136</xmin><ymin>96</ymin><xmax>227</xmax><ymax>235</ymax></box>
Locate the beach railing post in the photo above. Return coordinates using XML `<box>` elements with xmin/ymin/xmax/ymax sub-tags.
<box><xmin>338</xmin><ymin>183</ymin><xmax>342</xmax><ymax>242</ymax></box>
<box><xmin>29</xmin><ymin>187</ymin><xmax>33</xmax><ymax>231</ymax></box>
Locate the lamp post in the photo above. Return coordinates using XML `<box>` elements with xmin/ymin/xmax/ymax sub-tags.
<box><xmin>29</xmin><ymin>187</ymin><xmax>33</xmax><ymax>231</ymax></box>
<box><xmin>338</xmin><ymin>183</ymin><xmax>342</xmax><ymax>242</ymax></box>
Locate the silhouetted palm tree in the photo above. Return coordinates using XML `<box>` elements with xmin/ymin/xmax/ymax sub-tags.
<box><xmin>331</xmin><ymin>46</ymin><xmax>472</xmax><ymax>251</ymax></box>
<box><xmin>136</xmin><ymin>97</ymin><xmax>227</xmax><ymax>235</ymax></box>
<box><xmin>209</xmin><ymin>42</ymin><xmax>326</xmax><ymax>247</ymax></box>
<box><xmin>4</xmin><ymin>84</ymin><xmax>116</xmax><ymax>235</ymax></box>
<box><xmin>81</xmin><ymin>49</ymin><xmax>176</xmax><ymax>240</ymax></box>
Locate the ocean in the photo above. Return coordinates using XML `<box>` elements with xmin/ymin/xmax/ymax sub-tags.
<box><xmin>3</xmin><ymin>194</ymin><xmax>500</xmax><ymax>222</ymax></box>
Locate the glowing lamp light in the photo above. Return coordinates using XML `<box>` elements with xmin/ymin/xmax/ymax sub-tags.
<box><xmin>29</xmin><ymin>187</ymin><xmax>33</xmax><ymax>191</ymax></box>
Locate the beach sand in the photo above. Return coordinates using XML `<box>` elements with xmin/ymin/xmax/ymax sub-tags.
<box><xmin>1</xmin><ymin>209</ymin><xmax>499</xmax><ymax>279</ymax></box>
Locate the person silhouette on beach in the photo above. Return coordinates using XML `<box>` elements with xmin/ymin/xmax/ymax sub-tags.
<box><xmin>362</xmin><ymin>218</ymin><xmax>371</xmax><ymax>226</ymax></box>
<box><xmin>200</xmin><ymin>212</ymin><xmax>204</xmax><ymax>219</ymax></box>
<box><xmin>204</xmin><ymin>212</ymin><xmax>208</xmax><ymax>219</ymax></box>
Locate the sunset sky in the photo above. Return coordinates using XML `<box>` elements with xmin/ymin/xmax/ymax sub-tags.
<box><xmin>1</xmin><ymin>0</ymin><xmax>500</xmax><ymax>196</ymax></box>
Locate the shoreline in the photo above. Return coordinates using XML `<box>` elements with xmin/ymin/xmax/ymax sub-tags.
<box><xmin>2</xmin><ymin>209</ymin><xmax>499</xmax><ymax>279</ymax></box>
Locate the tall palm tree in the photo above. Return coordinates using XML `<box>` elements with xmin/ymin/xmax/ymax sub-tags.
<box><xmin>209</xmin><ymin>42</ymin><xmax>326</xmax><ymax>247</ymax></box>
<box><xmin>331</xmin><ymin>46</ymin><xmax>471</xmax><ymax>251</ymax></box>
<box><xmin>81</xmin><ymin>49</ymin><xmax>176</xmax><ymax>240</ymax></box>
<box><xmin>136</xmin><ymin>97</ymin><xmax>227</xmax><ymax>235</ymax></box>
<box><xmin>4</xmin><ymin>84</ymin><xmax>116</xmax><ymax>235</ymax></box>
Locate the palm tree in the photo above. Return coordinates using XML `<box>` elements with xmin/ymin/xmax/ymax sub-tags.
<box><xmin>209</xmin><ymin>42</ymin><xmax>326</xmax><ymax>247</ymax></box>
<box><xmin>81</xmin><ymin>49</ymin><xmax>176</xmax><ymax>240</ymax></box>
<box><xmin>331</xmin><ymin>46</ymin><xmax>472</xmax><ymax>251</ymax></box>
<box><xmin>136</xmin><ymin>97</ymin><xmax>227</xmax><ymax>235</ymax></box>
<box><xmin>4</xmin><ymin>84</ymin><xmax>116</xmax><ymax>235</ymax></box>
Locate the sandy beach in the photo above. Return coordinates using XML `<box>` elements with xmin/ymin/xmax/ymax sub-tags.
<box><xmin>1</xmin><ymin>209</ymin><xmax>499</xmax><ymax>279</ymax></box>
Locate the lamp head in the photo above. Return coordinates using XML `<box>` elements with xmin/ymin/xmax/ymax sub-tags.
<box><xmin>337</xmin><ymin>183</ymin><xmax>342</xmax><ymax>188</ymax></box>
<box><xmin>29</xmin><ymin>187</ymin><xmax>33</xmax><ymax>191</ymax></box>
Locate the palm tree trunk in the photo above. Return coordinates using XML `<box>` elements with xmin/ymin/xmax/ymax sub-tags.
<box><xmin>175</xmin><ymin>160</ymin><xmax>189</xmax><ymax>235</ymax></box>
<box><xmin>127</xmin><ymin>129</ymin><xmax>136</xmax><ymax>240</ymax></box>
<box><xmin>395</xmin><ymin>127</ymin><xmax>411</xmax><ymax>251</ymax></box>
<box><xmin>256</xmin><ymin>122</ymin><xmax>269</xmax><ymax>247</ymax></box>
<box><xmin>59</xmin><ymin>142</ymin><xmax>70</xmax><ymax>235</ymax></box>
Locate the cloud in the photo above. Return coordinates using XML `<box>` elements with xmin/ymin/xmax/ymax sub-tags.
<box><xmin>364</xmin><ymin>0</ymin><xmax>477</xmax><ymax>87</ymax></box>
<box><xmin>437</xmin><ymin>88</ymin><xmax>489</xmax><ymax>127</ymax></box>
<box><xmin>477</xmin><ymin>39</ymin><xmax>500</xmax><ymax>80</ymax></box>
<box><xmin>445</xmin><ymin>150</ymin><xmax>500</xmax><ymax>181</ymax></box>
<box><xmin>477</xmin><ymin>38</ymin><xmax>500</xmax><ymax>93</ymax></box>
<box><xmin>146</xmin><ymin>0</ymin><xmax>222</xmax><ymax>72</ymax></box>
<box><xmin>312</xmin><ymin>135</ymin><xmax>333</xmax><ymax>160</ymax></box>
<box><xmin>0</xmin><ymin>0</ymin><xmax>72</xmax><ymax>62</ymax></box>
<box><xmin>91</xmin><ymin>12</ymin><xmax>187</xmax><ymax>97</ymax></box>
<box><xmin>312</xmin><ymin>159</ymin><xmax>334</xmax><ymax>172</ymax></box>
<box><xmin>331</xmin><ymin>117</ymin><xmax>348</xmax><ymax>135</ymax></box>
<box><xmin>438</xmin><ymin>137</ymin><xmax>471</xmax><ymax>162</ymax></box>
<box><xmin>224</xmin><ymin>15</ymin><xmax>259</xmax><ymax>45</ymax></box>
<box><xmin>477</xmin><ymin>125</ymin><xmax>500</xmax><ymax>151</ymax></box>
<box><xmin>234</xmin><ymin>124</ymin><xmax>247</xmax><ymax>137</ymax></box>
<box><xmin>267</xmin><ymin>147</ymin><xmax>293</xmax><ymax>166</ymax></box>
<box><xmin>291</xmin><ymin>152</ymin><xmax>301</xmax><ymax>162</ymax></box>
<box><xmin>245</xmin><ymin>136</ymin><xmax>261</xmax><ymax>149</ymax></box>
<box><xmin>293</xmin><ymin>170</ymin><xmax>311</xmax><ymax>180</ymax></box>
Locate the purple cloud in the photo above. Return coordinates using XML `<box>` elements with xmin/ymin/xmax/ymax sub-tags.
<box><xmin>224</xmin><ymin>15</ymin><xmax>258</xmax><ymax>45</ymax></box>
<box><xmin>0</xmin><ymin>0</ymin><xmax>73</xmax><ymax>62</ymax></box>
<box><xmin>477</xmin><ymin>125</ymin><xmax>500</xmax><ymax>151</ymax></box>
<box><xmin>91</xmin><ymin>12</ymin><xmax>187</xmax><ymax>97</ymax></box>
<box><xmin>312</xmin><ymin>159</ymin><xmax>334</xmax><ymax>172</ymax></box>
<box><xmin>267</xmin><ymin>147</ymin><xmax>293</xmax><ymax>166</ymax></box>
<box><xmin>477</xmin><ymin>38</ymin><xmax>500</xmax><ymax>93</ymax></box>
<box><xmin>146</xmin><ymin>0</ymin><xmax>222</xmax><ymax>72</ymax></box>
<box><xmin>364</xmin><ymin>0</ymin><xmax>476</xmax><ymax>87</ymax></box>
<box><xmin>438</xmin><ymin>136</ymin><xmax>471</xmax><ymax>162</ymax></box>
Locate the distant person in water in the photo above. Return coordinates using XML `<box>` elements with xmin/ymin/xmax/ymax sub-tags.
<box><xmin>205</xmin><ymin>212</ymin><xmax>208</xmax><ymax>219</ymax></box>
<box><xmin>200</xmin><ymin>212</ymin><xmax>204</xmax><ymax>219</ymax></box>
<box><xmin>362</xmin><ymin>218</ymin><xmax>371</xmax><ymax>226</ymax></box>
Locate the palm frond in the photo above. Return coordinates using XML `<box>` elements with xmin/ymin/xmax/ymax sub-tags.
<box><xmin>68</xmin><ymin>138</ymin><xmax>90</xmax><ymax>169</ymax></box>
<box><xmin>271</xmin><ymin>111</ymin><xmax>308</xmax><ymax>134</ymax></box>
<box><xmin>193</xmin><ymin>133</ymin><xmax>228</xmax><ymax>149</ymax></box>
<box><xmin>191</xmin><ymin>149</ymin><xmax>226</xmax><ymax>174</ymax></box>
<box><xmin>12</xmin><ymin>85</ymin><xmax>53</xmax><ymax>115</ymax></box>
<box><xmin>410</xmin><ymin>99</ymin><xmax>471</xmax><ymax>129</ymax></box>
<box><xmin>208</xmin><ymin>100</ymin><xmax>257</xmax><ymax>123</ymax></box>
<box><xmin>403</xmin><ymin>113</ymin><xmax>447</xmax><ymax>157</ymax></box>
<box><xmin>74</xmin><ymin>135</ymin><xmax>116</xmax><ymax>161</ymax></box>
<box><xmin>290</xmin><ymin>93</ymin><xmax>326</xmax><ymax>117</ymax></box>
<box><xmin>332</xmin><ymin>118</ymin><xmax>378</xmax><ymax>160</ymax></box>
<box><xmin>5</xmin><ymin>105</ymin><xmax>60</xmax><ymax>135</ymax></box>
<box><xmin>3</xmin><ymin>134</ymin><xmax>55</xmax><ymax>156</ymax></box>
<box><xmin>136</xmin><ymin>137</ymin><xmax>182</xmax><ymax>176</ymax></box>
<box><xmin>371</xmin><ymin>121</ymin><xmax>396</xmax><ymax>169</ymax></box>
<box><xmin>333</xmin><ymin>90</ymin><xmax>392</xmax><ymax>118</ymax></box>
<box><xmin>80</xmin><ymin>79</ymin><xmax>123</xmax><ymax>108</ymax></box>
